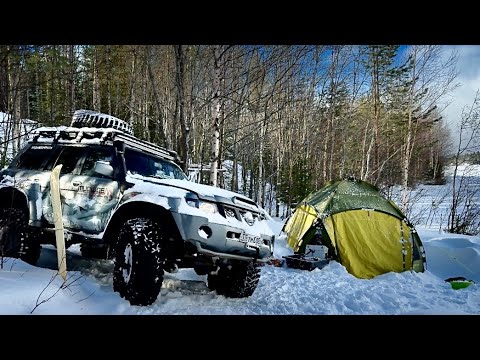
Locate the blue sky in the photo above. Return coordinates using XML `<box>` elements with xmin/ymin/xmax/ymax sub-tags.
<box><xmin>369</xmin><ymin>45</ymin><xmax>473</xmax><ymax>153</ymax></box>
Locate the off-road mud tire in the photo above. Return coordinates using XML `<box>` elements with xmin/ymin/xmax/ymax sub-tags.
<box><xmin>0</xmin><ymin>208</ymin><xmax>41</xmax><ymax>265</ymax></box>
<box><xmin>207</xmin><ymin>261</ymin><xmax>261</xmax><ymax>298</ymax></box>
<box><xmin>113</xmin><ymin>218</ymin><xmax>164</xmax><ymax>306</ymax></box>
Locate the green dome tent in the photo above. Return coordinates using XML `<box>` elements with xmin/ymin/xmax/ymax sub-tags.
<box><xmin>283</xmin><ymin>178</ymin><xmax>426</xmax><ymax>279</ymax></box>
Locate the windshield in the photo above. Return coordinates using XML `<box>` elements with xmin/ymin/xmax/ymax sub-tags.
<box><xmin>124</xmin><ymin>149</ymin><xmax>187</xmax><ymax>180</ymax></box>
<box><xmin>14</xmin><ymin>145</ymin><xmax>57</xmax><ymax>170</ymax></box>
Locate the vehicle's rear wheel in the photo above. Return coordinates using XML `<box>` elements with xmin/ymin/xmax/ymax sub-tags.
<box><xmin>0</xmin><ymin>208</ymin><xmax>41</xmax><ymax>265</ymax></box>
<box><xmin>113</xmin><ymin>218</ymin><xmax>164</xmax><ymax>306</ymax></box>
<box><xmin>207</xmin><ymin>261</ymin><xmax>261</xmax><ymax>298</ymax></box>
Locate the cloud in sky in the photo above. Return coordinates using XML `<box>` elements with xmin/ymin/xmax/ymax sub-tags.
<box><xmin>441</xmin><ymin>45</ymin><xmax>480</xmax><ymax>150</ymax></box>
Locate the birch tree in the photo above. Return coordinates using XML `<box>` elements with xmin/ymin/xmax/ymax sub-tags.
<box><xmin>401</xmin><ymin>46</ymin><xmax>458</xmax><ymax>212</ymax></box>
<box><xmin>448</xmin><ymin>91</ymin><xmax>480</xmax><ymax>234</ymax></box>
<box><xmin>210</xmin><ymin>45</ymin><xmax>223</xmax><ymax>187</ymax></box>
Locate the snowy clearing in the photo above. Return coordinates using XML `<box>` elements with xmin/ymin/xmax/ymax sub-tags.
<box><xmin>2</xmin><ymin>165</ymin><xmax>480</xmax><ymax>315</ymax></box>
<box><xmin>1</xmin><ymin>218</ymin><xmax>479</xmax><ymax>315</ymax></box>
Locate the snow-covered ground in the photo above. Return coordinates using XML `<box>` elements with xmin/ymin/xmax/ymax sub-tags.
<box><xmin>1</xmin><ymin>218</ymin><xmax>479</xmax><ymax>315</ymax></box>
<box><xmin>1</xmin><ymin>168</ymin><xmax>480</xmax><ymax>314</ymax></box>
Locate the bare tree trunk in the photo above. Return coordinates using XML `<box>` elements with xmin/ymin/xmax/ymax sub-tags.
<box><xmin>219</xmin><ymin>98</ymin><xmax>226</xmax><ymax>189</ymax></box>
<box><xmin>68</xmin><ymin>45</ymin><xmax>75</xmax><ymax>115</ymax></box>
<box><xmin>258</xmin><ymin>117</ymin><xmax>265</xmax><ymax>206</ymax></box>
<box><xmin>0</xmin><ymin>46</ymin><xmax>8</xmax><ymax>113</ymax></box>
<box><xmin>323</xmin><ymin>47</ymin><xmax>338</xmax><ymax>182</ymax></box>
<box><xmin>232</xmin><ymin>130</ymin><xmax>238</xmax><ymax>191</ymax></box>
<box><xmin>13</xmin><ymin>87</ymin><xmax>21</xmax><ymax>153</ymax></box>
<box><xmin>128</xmin><ymin>47</ymin><xmax>137</xmax><ymax>123</ymax></box>
<box><xmin>322</xmin><ymin>121</ymin><xmax>330</xmax><ymax>182</ymax></box>
<box><xmin>276</xmin><ymin>144</ymin><xmax>281</xmax><ymax>217</ymax></box>
<box><xmin>199</xmin><ymin>120</ymin><xmax>207</xmax><ymax>184</ymax></box>
<box><xmin>302</xmin><ymin>46</ymin><xmax>320</xmax><ymax>183</ymax></box>
<box><xmin>401</xmin><ymin>48</ymin><xmax>417</xmax><ymax>212</ymax></box>
<box><xmin>372</xmin><ymin>50</ymin><xmax>380</xmax><ymax>174</ymax></box>
<box><xmin>174</xmin><ymin>45</ymin><xmax>189</xmax><ymax>171</ymax></box>
<box><xmin>141</xmin><ymin>52</ymin><xmax>149</xmax><ymax>142</ymax></box>
<box><xmin>146</xmin><ymin>46</ymin><xmax>167</xmax><ymax>147</ymax></box>
<box><xmin>210</xmin><ymin>46</ymin><xmax>221</xmax><ymax>187</ymax></box>
<box><xmin>106</xmin><ymin>45</ymin><xmax>112</xmax><ymax>114</ymax></box>
<box><xmin>362</xmin><ymin>135</ymin><xmax>374</xmax><ymax>180</ymax></box>
<box><xmin>93</xmin><ymin>46</ymin><xmax>101</xmax><ymax>111</ymax></box>
<box><xmin>7</xmin><ymin>48</ymin><xmax>21</xmax><ymax>155</ymax></box>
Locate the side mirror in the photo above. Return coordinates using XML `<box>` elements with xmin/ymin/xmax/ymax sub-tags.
<box><xmin>94</xmin><ymin>161</ymin><xmax>114</xmax><ymax>178</ymax></box>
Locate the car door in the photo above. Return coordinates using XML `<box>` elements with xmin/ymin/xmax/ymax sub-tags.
<box><xmin>71</xmin><ymin>146</ymin><xmax>120</xmax><ymax>233</ymax></box>
<box><xmin>42</xmin><ymin>146</ymin><xmax>86</xmax><ymax>229</ymax></box>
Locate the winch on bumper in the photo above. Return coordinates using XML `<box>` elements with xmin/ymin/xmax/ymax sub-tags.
<box><xmin>170</xmin><ymin>212</ymin><xmax>274</xmax><ymax>262</ymax></box>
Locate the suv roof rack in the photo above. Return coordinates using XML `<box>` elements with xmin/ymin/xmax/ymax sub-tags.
<box><xmin>30</xmin><ymin>127</ymin><xmax>181</xmax><ymax>163</ymax></box>
<box><xmin>29</xmin><ymin>110</ymin><xmax>182</xmax><ymax>164</ymax></box>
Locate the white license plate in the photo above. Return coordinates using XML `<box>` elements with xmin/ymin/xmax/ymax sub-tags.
<box><xmin>239</xmin><ymin>233</ymin><xmax>263</xmax><ymax>245</ymax></box>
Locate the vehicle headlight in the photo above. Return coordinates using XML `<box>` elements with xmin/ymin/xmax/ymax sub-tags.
<box><xmin>185</xmin><ymin>193</ymin><xmax>218</xmax><ymax>214</ymax></box>
<box><xmin>198</xmin><ymin>201</ymin><xmax>218</xmax><ymax>214</ymax></box>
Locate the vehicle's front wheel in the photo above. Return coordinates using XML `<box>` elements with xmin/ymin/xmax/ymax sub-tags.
<box><xmin>207</xmin><ymin>261</ymin><xmax>261</xmax><ymax>298</ymax></box>
<box><xmin>113</xmin><ymin>218</ymin><xmax>164</xmax><ymax>306</ymax></box>
<box><xmin>0</xmin><ymin>208</ymin><xmax>41</xmax><ymax>265</ymax></box>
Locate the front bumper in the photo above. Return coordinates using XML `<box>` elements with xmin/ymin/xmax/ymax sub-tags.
<box><xmin>171</xmin><ymin>212</ymin><xmax>273</xmax><ymax>261</ymax></box>
<box><xmin>194</xmin><ymin>242</ymin><xmax>272</xmax><ymax>263</ymax></box>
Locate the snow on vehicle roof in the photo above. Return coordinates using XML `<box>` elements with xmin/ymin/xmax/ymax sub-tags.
<box><xmin>30</xmin><ymin>127</ymin><xmax>179</xmax><ymax>163</ymax></box>
<box><xmin>29</xmin><ymin>126</ymin><xmax>118</xmax><ymax>145</ymax></box>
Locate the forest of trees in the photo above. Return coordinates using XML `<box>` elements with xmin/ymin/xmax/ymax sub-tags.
<box><xmin>0</xmin><ymin>45</ymin><xmax>459</xmax><ymax>217</ymax></box>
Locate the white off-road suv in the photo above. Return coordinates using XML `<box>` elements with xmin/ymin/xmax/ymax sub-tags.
<box><xmin>0</xmin><ymin>110</ymin><xmax>275</xmax><ymax>305</ymax></box>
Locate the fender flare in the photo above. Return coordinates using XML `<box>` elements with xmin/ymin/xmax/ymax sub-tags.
<box><xmin>0</xmin><ymin>186</ymin><xmax>29</xmax><ymax>218</ymax></box>
<box><xmin>103</xmin><ymin>198</ymin><xmax>180</xmax><ymax>246</ymax></box>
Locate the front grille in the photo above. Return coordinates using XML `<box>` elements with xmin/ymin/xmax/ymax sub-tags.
<box><xmin>224</xmin><ymin>207</ymin><xmax>237</xmax><ymax>219</ymax></box>
<box><xmin>239</xmin><ymin>210</ymin><xmax>256</xmax><ymax>226</ymax></box>
<box><xmin>220</xmin><ymin>204</ymin><xmax>264</xmax><ymax>225</ymax></box>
